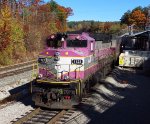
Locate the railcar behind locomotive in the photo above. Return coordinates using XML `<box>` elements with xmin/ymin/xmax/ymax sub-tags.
<box><xmin>119</xmin><ymin>30</ymin><xmax>150</xmax><ymax>69</ymax></box>
<box><xmin>32</xmin><ymin>32</ymin><xmax>116</xmax><ymax>109</ymax></box>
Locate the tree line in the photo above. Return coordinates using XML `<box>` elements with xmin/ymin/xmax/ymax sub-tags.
<box><xmin>67</xmin><ymin>21</ymin><xmax>124</xmax><ymax>34</ymax></box>
<box><xmin>67</xmin><ymin>5</ymin><xmax>150</xmax><ymax>35</ymax></box>
<box><xmin>0</xmin><ymin>0</ymin><xmax>72</xmax><ymax>66</ymax></box>
<box><xmin>120</xmin><ymin>6</ymin><xmax>150</xmax><ymax>30</ymax></box>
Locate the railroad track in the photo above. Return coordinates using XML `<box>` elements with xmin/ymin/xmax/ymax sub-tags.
<box><xmin>0</xmin><ymin>60</ymin><xmax>37</xmax><ymax>78</ymax></box>
<box><xmin>11</xmin><ymin>98</ymin><xmax>91</xmax><ymax>124</ymax></box>
<box><xmin>13</xmin><ymin>108</ymin><xmax>76</xmax><ymax>124</ymax></box>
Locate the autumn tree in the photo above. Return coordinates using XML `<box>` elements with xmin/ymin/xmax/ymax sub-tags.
<box><xmin>0</xmin><ymin>0</ymin><xmax>73</xmax><ymax>66</ymax></box>
<box><xmin>0</xmin><ymin>4</ymin><xmax>11</xmax><ymax>51</ymax></box>
<box><xmin>120</xmin><ymin>5</ymin><xmax>150</xmax><ymax>29</ymax></box>
<box><xmin>10</xmin><ymin>19</ymin><xmax>26</xmax><ymax>62</ymax></box>
<box><xmin>129</xmin><ymin>9</ymin><xmax>146</xmax><ymax>29</ymax></box>
<box><xmin>49</xmin><ymin>0</ymin><xmax>72</xmax><ymax>33</ymax></box>
<box><xmin>109</xmin><ymin>23</ymin><xmax>121</xmax><ymax>34</ymax></box>
<box><xmin>0</xmin><ymin>3</ymin><xmax>12</xmax><ymax>65</ymax></box>
<box><xmin>67</xmin><ymin>21</ymin><xmax>121</xmax><ymax>34</ymax></box>
<box><xmin>103</xmin><ymin>22</ymin><xmax>112</xmax><ymax>33</ymax></box>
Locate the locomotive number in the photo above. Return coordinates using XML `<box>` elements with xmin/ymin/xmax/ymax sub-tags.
<box><xmin>71</xmin><ymin>59</ymin><xmax>83</xmax><ymax>65</ymax></box>
<box><xmin>63</xmin><ymin>89</ymin><xmax>76</xmax><ymax>95</ymax></box>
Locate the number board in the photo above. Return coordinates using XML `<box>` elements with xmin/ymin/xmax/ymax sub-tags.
<box><xmin>71</xmin><ymin>59</ymin><xmax>83</xmax><ymax>65</ymax></box>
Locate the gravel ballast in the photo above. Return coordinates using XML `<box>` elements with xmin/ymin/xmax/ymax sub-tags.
<box><xmin>0</xmin><ymin>97</ymin><xmax>34</xmax><ymax>124</ymax></box>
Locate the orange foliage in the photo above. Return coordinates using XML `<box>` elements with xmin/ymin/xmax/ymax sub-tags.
<box><xmin>0</xmin><ymin>0</ymin><xmax>73</xmax><ymax>65</ymax></box>
<box><xmin>103</xmin><ymin>22</ymin><xmax>112</xmax><ymax>33</ymax></box>
<box><xmin>129</xmin><ymin>10</ymin><xmax>146</xmax><ymax>27</ymax></box>
<box><xmin>0</xmin><ymin>5</ymin><xmax>11</xmax><ymax>52</ymax></box>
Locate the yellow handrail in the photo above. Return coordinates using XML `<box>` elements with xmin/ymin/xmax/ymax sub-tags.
<box><xmin>32</xmin><ymin>62</ymin><xmax>38</xmax><ymax>79</ymax></box>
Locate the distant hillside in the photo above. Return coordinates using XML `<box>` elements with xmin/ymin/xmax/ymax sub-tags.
<box><xmin>67</xmin><ymin>21</ymin><xmax>124</xmax><ymax>34</ymax></box>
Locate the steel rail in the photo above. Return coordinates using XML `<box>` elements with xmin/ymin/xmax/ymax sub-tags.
<box><xmin>13</xmin><ymin>109</ymin><xmax>67</xmax><ymax>124</ymax></box>
<box><xmin>13</xmin><ymin>108</ymin><xmax>41</xmax><ymax>124</ymax></box>
<box><xmin>0</xmin><ymin>60</ymin><xmax>37</xmax><ymax>78</ymax></box>
<box><xmin>0</xmin><ymin>60</ymin><xmax>36</xmax><ymax>73</ymax></box>
<box><xmin>47</xmin><ymin>110</ymin><xmax>66</xmax><ymax>124</ymax></box>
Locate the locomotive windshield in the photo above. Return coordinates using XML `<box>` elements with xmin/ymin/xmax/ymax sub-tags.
<box><xmin>46</xmin><ymin>33</ymin><xmax>66</xmax><ymax>48</ymax></box>
<box><xmin>47</xmin><ymin>38</ymin><xmax>62</xmax><ymax>48</ymax></box>
<box><xmin>67</xmin><ymin>40</ymin><xmax>87</xmax><ymax>47</ymax></box>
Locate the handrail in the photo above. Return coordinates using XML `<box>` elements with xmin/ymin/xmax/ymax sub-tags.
<box><xmin>32</xmin><ymin>62</ymin><xmax>38</xmax><ymax>79</ymax></box>
<box><xmin>75</xmin><ymin>64</ymin><xmax>83</xmax><ymax>79</ymax></box>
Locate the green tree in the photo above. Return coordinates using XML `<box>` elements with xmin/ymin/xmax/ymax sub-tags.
<box><xmin>120</xmin><ymin>10</ymin><xmax>131</xmax><ymax>25</ymax></box>
<box><xmin>109</xmin><ymin>24</ymin><xmax>121</xmax><ymax>34</ymax></box>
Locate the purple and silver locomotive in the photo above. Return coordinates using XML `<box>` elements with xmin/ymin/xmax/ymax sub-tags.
<box><xmin>32</xmin><ymin>32</ymin><xmax>116</xmax><ymax>109</ymax></box>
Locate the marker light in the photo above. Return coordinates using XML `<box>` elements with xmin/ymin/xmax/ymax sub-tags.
<box><xmin>65</xmin><ymin>52</ymin><xmax>68</xmax><ymax>56</ymax></box>
<box><xmin>64</xmin><ymin>96</ymin><xmax>71</xmax><ymax>99</ymax></box>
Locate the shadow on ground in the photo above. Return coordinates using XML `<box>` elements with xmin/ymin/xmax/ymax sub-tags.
<box><xmin>8</xmin><ymin>82</ymin><xmax>35</xmax><ymax>107</ymax></box>
<box><xmin>80</xmin><ymin>68</ymin><xmax>150</xmax><ymax>124</ymax></box>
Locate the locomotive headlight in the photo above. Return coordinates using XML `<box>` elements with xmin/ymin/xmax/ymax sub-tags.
<box><xmin>61</xmin><ymin>37</ymin><xmax>65</xmax><ymax>42</ymax></box>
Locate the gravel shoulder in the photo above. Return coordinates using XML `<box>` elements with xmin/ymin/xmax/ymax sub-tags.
<box><xmin>0</xmin><ymin>70</ymin><xmax>34</xmax><ymax>100</ymax></box>
<box><xmin>0</xmin><ymin>70</ymin><xmax>33</xmax><ymax>87</ymax></box>
<box><xmin>0</xmin><ymin>96</ymin><xmax>34</xmax><ymax>124</ymax></box>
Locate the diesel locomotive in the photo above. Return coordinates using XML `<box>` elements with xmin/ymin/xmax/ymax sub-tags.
<box><xmin>32</xmin><ymin>32</ymin><xmax>116</xmax><ymax>109</ymax></box>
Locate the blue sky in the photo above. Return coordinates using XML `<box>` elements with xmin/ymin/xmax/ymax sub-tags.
<box><xmin>48</xmin><ymin>0</ymin><xmax>150</xmax><ymax>22</ymax></box>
